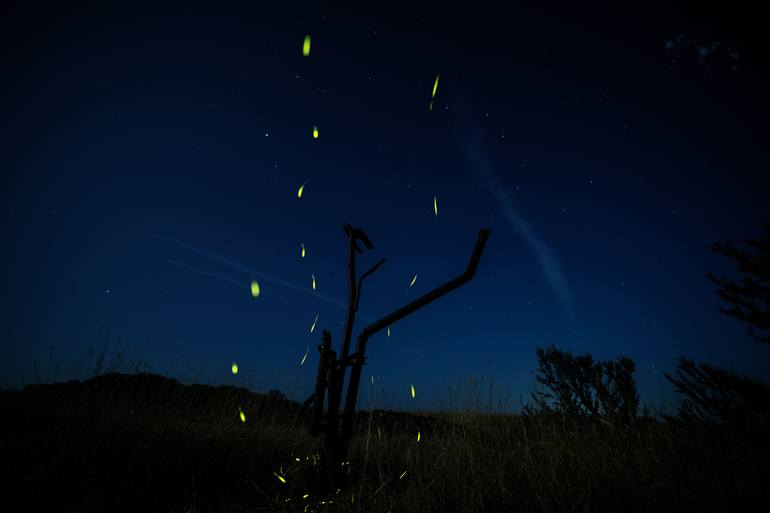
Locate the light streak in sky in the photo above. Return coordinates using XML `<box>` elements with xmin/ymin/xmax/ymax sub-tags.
<box><xmin>429</xmin><ymin>73</ymin><xmax>440</xmax><ymax>111</ymax></box>
<box><xmin>452</xmin><ymin>92</ymin><xmax>575</xmax><ymax>325</ymax></box>
<box><xmin>170</xmin><ymin>240</ymin><xmax>377</xmax><ymax>321</ymax></box>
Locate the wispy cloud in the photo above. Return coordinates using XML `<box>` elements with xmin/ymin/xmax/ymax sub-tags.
<box><xmin>167</xmin><ymin>258</ymin><xmax>248</xmax><ymax>289</ymax></box>
<box><xmin>170</xmin><ymin>240</ymin><xmax>377</xmax><ymax>322</ymax></box>
<box><xmin>167</xmin><ymin>259</ymin><xmax>293</xmax><ymax>305</ymax></box>
<box><xmin>451</xmin><ymin>93</ymin><xmax>575</xmax><ymax>325</ymax></box>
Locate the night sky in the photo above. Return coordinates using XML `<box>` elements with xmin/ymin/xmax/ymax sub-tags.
<box><xmin>4</xmin><ymin>2</ymin><xmax>769</xmax><ymax>414</ymax></box>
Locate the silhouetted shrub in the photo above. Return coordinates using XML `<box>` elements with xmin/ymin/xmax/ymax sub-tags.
<box><xmin>525</xmin><ymin>345</ymin><xmax>639</xmax><ymax>424</ymax></box>
<box><xmin>266</xmin><ymin>388</ymin><xmax>287</xmax><ymax>401</ymax></box>
<box><xmin>663</xmin><ymin>356</ymin><xmax>770</xmax><ymax>431</ymax></box>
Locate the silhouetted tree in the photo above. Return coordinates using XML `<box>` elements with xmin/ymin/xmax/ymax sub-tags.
<box><xmin>663</xmin><ymin>356</ymin><xmax>770</xmax><ymax>429</ymax></box>
<box><xmin>707</xmin><ymin>222</ymin><xmax>770</xmax><ymax>344</ymax></box>
<box><xmin>525</xmin><ymin>345</ymin><xmax>639</xmax><ymax>424</ymax></box>
<box><xmin>665</xmin><ymin>222</ymin><xmax>770</xmax><ymax>430</ymax></box>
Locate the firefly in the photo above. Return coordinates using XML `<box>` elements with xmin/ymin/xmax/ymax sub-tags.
<box><xmin>417</xmin><ymin>430</ymin><xmax>421</xmax><ymax>442</ymax></box>
<box><xmin>301</xmin><ymin>242</ymin><xmax>306</xmax><ymax>258</ymax></box>
<box><xmin>387</xmin><ymin>326</ymin><xmax>391</xmax><ymax>337</ymax></box>
<box><xmin>311</xmin><ymin>273</ymin><xmax>316</xmax><ymax>290</ymax></box>
<box><xmin>231</xmin><ymin>362</ymin><xmax>239</xmax><ymax>375</ymax></box>
<box><xmin>312</xmin><ymin>126</ymin><xmax>319</xmax><ymax>139</ymax></box>
<box><xmin>302</xmin><ymin>35</ymin><xmax>311</xmax><ymax>57</ymax></box>
<box><xmin>251</xmin><ymin>280</ymin><xmax>260</xmax><ymax>298</ymax></box>
<box><xmin>434</xmin><ymin>195</ymin><xmax>438</xmax><ymax>216</ymax></box>
<box><xmin>428</xmin><ymin>74</ymin><xmax>439</xmax><ymax>111</ymax></box>
<box><xmin>310</xmin><ymin>314</ymin><xmax>318</xmax><ymax>333</ymax></box>
<box><xmin>399</xmin><ymin>469</ymin><xmax>407</xmax><ymax>479</ymax></box>
<box><xmin>371</xmin><ymin>374</ymin><xmax>375</xmax><ymax>385</ymax></box>
<box><xmin>239</xmin><ymin>408</ymin><xmax>246</xmax><ymax>422</ymax></box>
<box><xmin>273</xmin><ymin>471</ymin><xmax>287</xmax><ymax>484</ymax></box>
<box><xmin>411</xmin><ymin>384</ymin><xmax>415</xmax><ymax>398</ymax></box>
<box><xmin>409</xmin><ymin>274</ymin><xmax>417</xmax><ymax>287</ymax></box>
<box><xmin>300</xmin><ymin>346</ymin><xmax>309</xmax><ymax>366</ymax></box>
<box><xmin>297</xmin><ymin>181</ymin><xmax>307</xmax><ymax>198</ymax></box>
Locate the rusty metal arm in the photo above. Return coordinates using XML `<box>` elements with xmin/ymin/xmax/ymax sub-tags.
<box><xmin>359</xmin><ymin>229</ymin><xmax>489</xmax><ymax>341</ymax></box>
<box><xmin>355</xmin><ymin>258</ymin><xmax>386</xmax><ymax>312</ymax></box>
<box><xmin>339</xmin><ymin>228</ymin><xmax>491</xmax><ymax>439</ymax></box>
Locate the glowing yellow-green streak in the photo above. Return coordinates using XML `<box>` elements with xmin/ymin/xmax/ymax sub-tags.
<box><xmin>251</xmin><ymin>280</ymin><xmax>260</xmax><ymax>298</ymax></box>
<box><xmin>310</xmin><ymin>314</ymin><xmax>318</xmax><ymax>333</ymax></box>
<box><xmin>298</xmin><ymin>181</ymin><xmax>307</xmax><ymax>198</ymax></box>
<box><xmin>411</xmin><ymin>384</ymin><xmax>415</xmax><ymax>398</ymax></box>
<box><xmin>300</xmin><ymin>347</ymin><xmax>309</xmax><ymax>366</ymax></box>
<box><xmin>432</xmin><ymin>74</ymin><xmax>439</xmax><ymax>98</ymax></box>
<box><xmin>311</xmin><ymin>273</ymin><xmax>316</xmax><ymax>290</ymax></box>
<box><xmin>434</xmin><ymin>195</ymin><xmax>438</xmax><ymax>216</ymax></box>
<box><xmin>231</xmin><ymin>362</ymin><xmax>238</xmax><ymax>374</ymax></box>
<box><xmin>302</xmin><ymin>35</ymin><xmax>311</xmax><ymax>56</ymax></box>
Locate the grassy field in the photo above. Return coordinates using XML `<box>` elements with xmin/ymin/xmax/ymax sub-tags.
<box><xmin>2</xmin><ymin>372</ymin><xmax>768</xmax><ymax>512</ymax></box>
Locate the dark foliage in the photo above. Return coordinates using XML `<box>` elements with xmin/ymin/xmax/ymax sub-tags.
<box><xmin>267</xmin><ymin>388</ymin><xmax>288</xmax><ymax>401</ymax></box>
<box><xmin>663</xmin><ymin>356</ymin><xmax>770</xmax><ymax>430</ymax></box>
<box><xmin>524</xmin><ymin>345</ymin><xmax>639</xmax><ymax>424</ymax></box>
<box><xmin>4</xmin><ymin>372</ymin><xmax>770</xmax><ymax>511</ymax></box>
<box><xmin>706</xmin><ymin>222</ymin><xmax>770</xmax><ymax>344</ymax></box>
<box><xmin>665</xmin><ymin>223</ymin><xmax>770</xmax><ymax>431</ymax></box>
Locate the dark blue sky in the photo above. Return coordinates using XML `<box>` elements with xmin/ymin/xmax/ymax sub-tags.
<box><xmin>4</xmin><ymin>2</ymin><xmax>769</xmax><ymax>413</ymax></box>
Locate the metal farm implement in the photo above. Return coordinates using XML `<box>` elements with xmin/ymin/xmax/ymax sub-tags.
<box><xmin>302</xmin><ymin>223</ymin><xmax>491</xmax><ymax>492</ymax></box>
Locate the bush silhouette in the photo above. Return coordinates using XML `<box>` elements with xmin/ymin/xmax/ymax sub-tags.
<box><xmin>525</xmin><ymin>345</ymin><xmax>639</xmax><ymax>424</ymax></box>
<box><xmin>664</xmin><ymin>356</ymin><xmax>770</xmax><ymax>430</ymax></box>
<box><xmin>266</xmin><ymin>388</ymin><xmax>287</xmax><ymax>401</ymax></box>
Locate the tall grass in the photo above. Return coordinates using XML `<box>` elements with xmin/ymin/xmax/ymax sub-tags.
<box><xmin>3</xmin><ymin>366</ymin><xmax>769</xmax><ymax>513</ymax></box>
